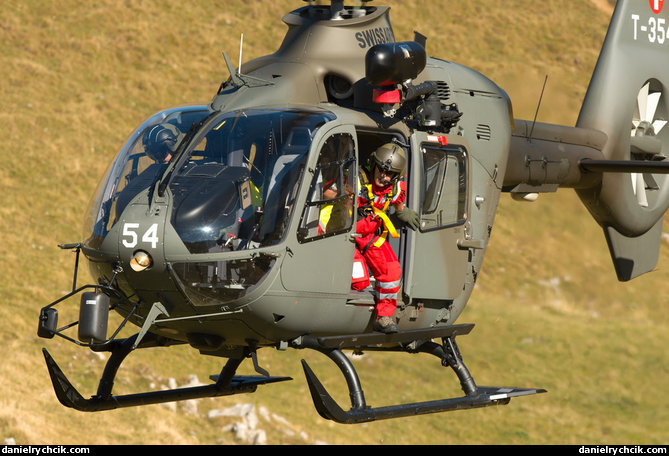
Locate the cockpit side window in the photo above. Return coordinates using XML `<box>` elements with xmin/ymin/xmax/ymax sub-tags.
<box><xmin>297</xmin><ymin>133</ymin><xmax>356</xmax><ymax>242</ymax></box>
<box><xmin>112</xmin><ymin>123</ymin><xmax>184</xmax><ymax>225</ymax></box>
<box><xmin>83</xmin><ymin>107</ymin><xmax>210</xmax><ymax>249</ymax></box>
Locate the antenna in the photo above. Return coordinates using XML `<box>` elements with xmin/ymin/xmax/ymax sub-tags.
<box><xmin>222</xmin><ymin>52</ymin><xmax>243</xmax><ymax>87</ymax></box>
<box><xmin>238</xmin><ymin>33</ymin><xmax>244</xmax><ymax>76</ymax></box>
<box><xmin>528</xmin><ymin>74</ymin><xmax>548</xmax><ymax>142</ymax></box>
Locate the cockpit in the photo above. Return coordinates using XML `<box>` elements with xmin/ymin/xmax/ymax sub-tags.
<box><xmin>83</xmin><ymin>106</ymin><xmax>336</xmax><ymax>254</ymax></box>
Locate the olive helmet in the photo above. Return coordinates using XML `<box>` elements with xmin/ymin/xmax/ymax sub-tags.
<box><xmin>369</xmin><ymin>142</ymin><xmax>406</xmax><ymax>181</ymax></box>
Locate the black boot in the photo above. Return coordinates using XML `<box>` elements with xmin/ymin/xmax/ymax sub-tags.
<box><xmin>373</xmin><ymin>316</ymin><xmax>398</xmax><ymax>334</ymax></box>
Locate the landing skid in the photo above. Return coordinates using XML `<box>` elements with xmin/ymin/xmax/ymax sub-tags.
<box><xmin>293</xmin><ymin>325</ymin><xmax>546</xmax><ymax>424</ymax></box>
<box><xmin>41</xmin><ymin>324</ymin><xmax>545</xmax><ymax>420</ymax></box>
<box><xmin>42</xmin><ymin>334</ymin><xmax>291</xmax><ymax>412</ymax></box>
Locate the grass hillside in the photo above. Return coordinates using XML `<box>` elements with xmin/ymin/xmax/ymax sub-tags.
<box><xmin>1</xmin><ymin>0</ymin><xmax>667</xmax><ymax>445</ymax></box>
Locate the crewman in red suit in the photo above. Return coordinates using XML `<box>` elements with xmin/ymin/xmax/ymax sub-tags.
<box><xmin>351</xmin><ymin>143</ymin><xmax>419</xmax><ymax>333</ymax></box>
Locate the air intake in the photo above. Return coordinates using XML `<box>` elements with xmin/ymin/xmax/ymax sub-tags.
<box><xmin>436</xmin><ymin>81</ymin><xmax>451</xmax><ymax>102</ymax></box>
<box><xmin>476</xmin><ymin>124</ymin><xmax>491</xmax><ymax>141</ymax></box>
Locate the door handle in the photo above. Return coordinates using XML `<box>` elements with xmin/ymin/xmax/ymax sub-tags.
<box><xmin>457</xmin><ymin>239</ymin><xmax>485</xmax><ymax>250</ymax></box>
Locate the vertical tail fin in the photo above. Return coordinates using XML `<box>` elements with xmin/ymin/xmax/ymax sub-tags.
<box><xmin>576</xmin><ymin>0</ymin><xmax>669</xmax><ymax>280</ymax></box>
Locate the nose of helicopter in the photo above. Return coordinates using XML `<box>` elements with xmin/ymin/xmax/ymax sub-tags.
<box><xmin>111</xmin><ymin>198</ymin><xmax>176</xmax><ymax>292</ymax></box>
<box><xmin>82</xmin><ymin>189</ymin><xmax>178</xmax><ymax>304</ymax></box>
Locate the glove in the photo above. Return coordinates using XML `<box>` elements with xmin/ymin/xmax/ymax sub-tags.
<box><xmin>396</xmin><ymin>207</ymin><xmax>419</xmax><ymax>231</ymax></box>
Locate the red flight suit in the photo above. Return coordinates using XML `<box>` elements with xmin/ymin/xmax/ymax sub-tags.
<box><xmin>351</xmin><ymin>174</ymin><xmax>406</xmax><ymax>318</ymax></box>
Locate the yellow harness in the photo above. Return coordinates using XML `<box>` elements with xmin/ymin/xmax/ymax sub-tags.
<box><xmin>361</xmin><ymin>180</ymin><xmax>400</xmax><ymax>248</ymax></box>
<box><xmin>317</xmin><ymin>172</ymin><xmax>400</xmax><ymax>247</ymax></box>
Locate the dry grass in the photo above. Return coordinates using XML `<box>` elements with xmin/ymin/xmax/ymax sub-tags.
<box><xmin>1</xmin><ymin>0</ymin><xmax>667</xmax><ymax>445</ymax></box>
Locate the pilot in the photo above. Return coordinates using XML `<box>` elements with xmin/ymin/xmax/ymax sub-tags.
<box><xmin>143</xmin><ymin>122</ymin><xmax>181</xmax><ymax>164</ymax></box>
<box><xmin>115</xmin><ymin>123</ymin><xmax>181</xmax><ymax>218</ymax></box>
<box><xmin>353</xmin><ymin>142</ymin><xmax>419</xmax><ymax>333</ymax></box>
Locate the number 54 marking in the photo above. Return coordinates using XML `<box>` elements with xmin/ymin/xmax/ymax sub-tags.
<box><xmin>122</xmin><ymin>223</ymin><xmax>159</xmax><ymax>249</ymax></box>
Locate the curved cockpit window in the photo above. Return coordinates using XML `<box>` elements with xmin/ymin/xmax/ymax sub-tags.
<box><xmin>83</xmin><ymin>106</ymin><xmax>211</xmax><ymax>249</ymax></box>
<box><xmin>166</xmin><ymin>108</ymin><xmax>335</xmax><ymax>253</ymax></box>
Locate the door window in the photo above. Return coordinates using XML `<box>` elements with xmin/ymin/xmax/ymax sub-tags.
<box><xmin>298</xmin><ymin>133</ymin><xmax>356</xmax><ymax>242</ymax></box>
<box><xmin>419</xmin><ymin>144</ymin><xmax>468</xmax><ymax>231</ymax></box>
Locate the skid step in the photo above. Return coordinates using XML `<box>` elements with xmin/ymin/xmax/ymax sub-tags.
<box><xmin>307</xmin><ymin>324</ymin><xmax>475</xmax><ymax>349</ymax></box>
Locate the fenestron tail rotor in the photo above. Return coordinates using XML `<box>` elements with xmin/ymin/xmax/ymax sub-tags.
<box><xmin>565</xmin><ymin>1</ymin><xmax>669</xmax><ymax>280</ymax></box>
<box><xmin>631</xmin><ymin>81</ymin><xmax>667</xmax><ymax>207</ymax></box>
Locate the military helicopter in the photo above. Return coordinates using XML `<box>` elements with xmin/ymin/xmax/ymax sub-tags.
<box><xmin>38</xmin><ymin>0</ymin><xmax>669</xmax><ymax>424</ymax></box>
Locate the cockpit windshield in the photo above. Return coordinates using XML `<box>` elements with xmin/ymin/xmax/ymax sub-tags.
<box><xmin>167</xmin><ymin>108</ymin><xmax>335</xmax><ymax>253</ymax></box>
<box><xmin>83</xmin><ymin>106</ymin><xmax>335</xmax><ymax>253</ymax></box>
<box><xmin>83</xmin><ymin>106</ymin><xmax>210</xmax><ymax>249</ymax></box>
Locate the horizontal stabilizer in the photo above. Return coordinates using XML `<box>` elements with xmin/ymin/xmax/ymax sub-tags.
<box><xmin>580</xmin><ymin>159</ymin><xmax>669</xmax><ymax>174</ymax></box>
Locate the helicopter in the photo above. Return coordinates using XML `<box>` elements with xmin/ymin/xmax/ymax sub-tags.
<box><xmin>37</xmin><ymin>0</ymin><xmax>669</xmax><ymax>424</ymax></box>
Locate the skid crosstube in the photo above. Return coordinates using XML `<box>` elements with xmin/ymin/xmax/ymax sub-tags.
<box><xmin>295</xmin><ymin>324</ymin><xmax>547</xmax><ymax>424</ymax></box>
<box><xmin>42</xmin><ymin>335</ymin><xmax>291</xmax><ymax>412</ymax></box>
